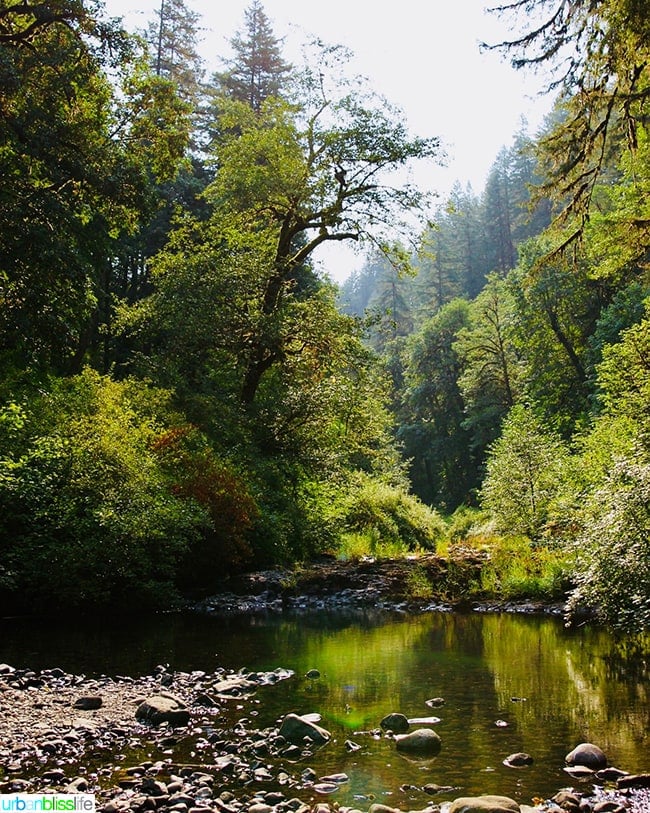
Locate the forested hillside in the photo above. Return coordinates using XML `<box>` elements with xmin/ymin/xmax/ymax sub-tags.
<box><xmin>1</xmin><ymin>0</ymin><xmax>648</xmax><ymax>630</ymax></box>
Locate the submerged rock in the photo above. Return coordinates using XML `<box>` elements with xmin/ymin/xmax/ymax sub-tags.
<box><xmin>503</xmin><ymin>751</ymin><xmax>534</xmax><ymax>767</ymax></box>
<box><xmin>278</xmin><ymin>713</ymin><xmax>330</xmax><ymax>745</ymax></box>
<box><xmin>448</xmin><ymin>795</ymin><xmax>519</xmax><ymax>813</ymax></box>
<box><xmin>394</xmin><ymin>727</ymin><xmax>441</xmax><ymax>754</ymax></box>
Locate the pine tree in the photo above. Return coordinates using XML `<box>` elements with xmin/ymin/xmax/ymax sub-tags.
<box><xmin>145</xmin><ymin>0</ymin><xmax>204</xmax><ymax>103</ymax></box>
<box><xmin>213</xmin><ymin>0</ymin><xmax>291</xmax><ymax>112</ymax></box>
<box><xmin>482</xmin><ymin>148</ymin><xmax>517</xmax><ymax>274</ymax></box>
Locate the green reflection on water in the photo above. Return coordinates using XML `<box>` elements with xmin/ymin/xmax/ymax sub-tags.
<box><xmin>230</xmin><ymin>610</ymin><xmax>649</xmax><ymax>805</ymax></box>
<box><xmin>1</xmin><ymin>608</ymin><xmax>648</xmax><ymax>807</ymax></box>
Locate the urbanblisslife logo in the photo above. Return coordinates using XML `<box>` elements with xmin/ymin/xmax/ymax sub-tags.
<box><xmin>0</xmin><ymin>796</ymin><xmax>95</xmax><ymax>812</ymax></box>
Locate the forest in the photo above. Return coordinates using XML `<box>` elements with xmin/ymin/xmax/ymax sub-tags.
<box><xmin>0</xmin><ymin>0</ymin><xmax>648</xmax><ymax>631</ymax></box>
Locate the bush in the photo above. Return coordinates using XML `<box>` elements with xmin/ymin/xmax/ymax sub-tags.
<box><xmin>566</xmin><ymin>454</ymin><xmax>650</xmax><ymax>632</ymax></box>
<box><xmin>152</xmin><ymin>427</ymin><xmax>259</xmax><ymax>589</ymax></box>
<box><xmin>339</xmin><ymin>474</ymin><xmax>447</xmax><ymax>555</ymax></box>
<box><xmin>0</xmin><ymin>370</ymin><xmax>211</xmax><ymax>611</ymax></box>
<box><xmin>480</xmin><ymin>405</ymin><xmax>572</xmax><ymax>539</ymax></box>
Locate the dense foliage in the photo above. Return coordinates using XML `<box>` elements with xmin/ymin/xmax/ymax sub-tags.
<box><xmin>339</xmin><ymin>0</ymin><xmax>650</xmax><ymax>630</ymax></box>
<box><xmin>0</xmin><ymin>0</ymin><xmax>445</xmax><ymax>612</ymax></box>
<box><xmin>1</xmin><ymin>0</ymin><xmax>649</xmax><ymax>629</ymax></box>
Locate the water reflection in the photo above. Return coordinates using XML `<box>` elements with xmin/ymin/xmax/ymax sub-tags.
<box><xmin>0</xmin><ymin>608</ymin><xmax>648</xmax><ymax>805</ymax></box>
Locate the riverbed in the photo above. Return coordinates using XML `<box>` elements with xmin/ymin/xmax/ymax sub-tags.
<box><xmin>1</xmin><ymin>607</ymin><xmax>648</xmax><ymax>811</ymax></box>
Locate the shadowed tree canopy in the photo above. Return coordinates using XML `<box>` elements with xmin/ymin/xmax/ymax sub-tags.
<box><xmin>487</xmin><ymin>0</ymin><xmax>650</xmax><ymax>253</ymax></box>
<box><xmin>0</xmin><ymin>0</ymin><xmax>192</xmax><ymax>374</ymax></box>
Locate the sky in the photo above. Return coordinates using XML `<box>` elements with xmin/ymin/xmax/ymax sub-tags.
<box><xmin>103</xmin><ymin>0</ymin><xmax>556</xmax><ymax>279</ymax></box>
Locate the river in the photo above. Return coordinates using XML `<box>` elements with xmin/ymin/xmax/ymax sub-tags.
<box><xmin>1</xmin><ymin>607</ymin><xmax>648</xmax><ymax>807</ymax></box>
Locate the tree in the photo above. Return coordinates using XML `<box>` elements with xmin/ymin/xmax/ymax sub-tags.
<box><xmin>480</xmin><ymin>404</ymin><xmax>571</xmax><ymax>539</ymax></box>
<box><xmin>483</xmin><ymin>148</ymin><xmax>517</xmax><ymax>273</ymax></box>
<box><xmin>125</xmin><ymin>52</ymin><xmax>438</xmax><ymax>426</ymax></box>
<box><xmin>566</xmin><ymin>454</ymin><xmax>650</xmax><ymax>632</ymax></box>
<box><xmin>454</xmin><ymin>274</ymin><xmax>522</xmax><ymax>454</ymax></box>
<box><xmin>363</xmin><ymin>250</ymin><xmax>415</xmax><ymax>353</ymax></box>
<box><xmin>416</xmin><ymin>183</ymin><xmax>486</xmax><ymax>310</ymax></box>
<box><xmin>399</xmin><ymin>299</ymin><xmax>475</xmax><ymax>508</ymax></box>
<box><xmin>203</xmin><ymin>48</ymin><xmax>440</xmax><ymax>409</ymax></box>
<box><xmin>0</xmin><ymin>0</ymin><xmax>191</xmax><ymax>375</ymax></box>
<box><xmin>564</xmin><ymin>309</ymin><xmax>650</xmax><ymax>630</ymax></box>
<box><xmin>488</xmin><ymin>0</ymin><xmax>650</xmax><ymax>254</ymax></box>
<box><xmin>145</xmin><ymin>0</ymin><xmax>204</xmax><ymax>102</ymax></box>
<box><xmin>595</xmin><ymin>300</ymin><xmax>650</xmax><ymax>429</ymax></box>
<box><xmin>212</xmin><ymin>0</ymin><xmax>292</xmax><ymax>112</ymax></box>
<box><xmin>507</xmin><ymin>239</ymin><xmax>606</xmax><ymax>433</ymax></box>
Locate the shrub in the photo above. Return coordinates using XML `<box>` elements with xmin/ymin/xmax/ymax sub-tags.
<box><xmin>152</xmin><ymin>426</ymin><xmax>258</xmax><ymax>588</ymax></box>
<box><xmin>477</xmin><ymin>535</ymin><xmax>572</xmax><ymax>600</ymax></box>
<box><xmin>480</xmin><ymin>405</ymin><xmax>572</xmax><ymax>539</ymax></box>
<box><xmin>339</xmin><ymin>474</ymin><xmax>447</xmax><ymax>554</ymax></box>
<box><xmin>0</xmin><ymin>370</ymin><xmax>210</xmax><ymax>611</ymax></box>
<box><xmin>566</xmin><ymin>454</ymin><xmax>650</xmax><ymax>632</ymax></box>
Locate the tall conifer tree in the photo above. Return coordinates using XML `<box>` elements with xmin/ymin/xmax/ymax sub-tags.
<box><xmin>213</xmin><ymin>0</ymin><xmax>292</xmax><ymax>111</ymax></box>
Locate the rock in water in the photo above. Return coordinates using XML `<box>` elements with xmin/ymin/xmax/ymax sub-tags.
<box><xmin>565</xmin><ymin>742</ymin><xmax>607</xmax><ymax>770</ymax></box>
<box><xmin>448</xmin><ymin>795</ymin><xmax>520</xmax><ymax>813</ymax></box>
<box><xmin>278</xmin><ymin>712</ymin><xmax>331</xmax><ymax>745</ymax></box>
<box><xmin>380</xmin><ymin>712</ymin><xmax>410</xmax><ymax>733</ymax></box>
<box><xmin>503</xmin><ymin>751</ymin><xmax>534</xmax><ymax>767</ymax></box>
<box><xmin>135</xmin><ymin>694</ymin><xmax>190</xmax><ymax>726</ymax></box>
<box><xmin>394</xmin><ymin>727</ymin><xmax>441</xmax><ymax>754</ymax></box>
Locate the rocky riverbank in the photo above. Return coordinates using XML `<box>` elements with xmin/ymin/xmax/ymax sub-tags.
<box><xmin>1</xmin><ymin>662</ymin><xmax>649</xmax><ymax>813</ymax></box>
<box><xmin>188</xmin><ymin>555</ymin><xmax>566</xmax><ymax>618</ymax></box>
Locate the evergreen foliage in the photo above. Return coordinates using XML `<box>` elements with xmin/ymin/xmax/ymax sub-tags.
<box><xmin>211</xmin><ymin>0</ymin><xmax>292</xmax><ymax>112</ymax></box>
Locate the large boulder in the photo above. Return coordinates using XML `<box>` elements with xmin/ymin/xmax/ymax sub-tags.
<box><xmin>565</xmin><ymin>742</ymin><xmax>607</xmax><ymax>770</ymax></box>
<box><xmin>394</xmin><ymin>727</ymin><xmax>441</xmax><ymax>754</ymax></box>
<box><xmin>448</xmin><ymin>795</ymin><xmax>520</xmax><ymax>813</ymax></box>
<box><xmin>135</xmin><ymin>693</ymin><xmax>190</xmax><ymax>726</ymax></box>
<box><xmin>278</xmin><ymin>713</ymin><xmax>331</xmax><ymax>745</ymax></box>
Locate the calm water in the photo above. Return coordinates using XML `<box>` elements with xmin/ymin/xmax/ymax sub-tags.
<box><xmin>1</xmin><ymin>608</ymin><xmax>649</xmax><ymax>808</ymax></box>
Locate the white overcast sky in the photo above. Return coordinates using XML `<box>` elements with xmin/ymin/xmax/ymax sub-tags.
<box><xmin>104</xmin><ymin>0</ymin><xmax>555</xmax><ymax>279</ymax></box>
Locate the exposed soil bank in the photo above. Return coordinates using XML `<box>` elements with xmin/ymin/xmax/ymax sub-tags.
<box><xmin>189</xmin><ymin>554</ymin><xmax>567</xmax><ymax>618</ymax></box>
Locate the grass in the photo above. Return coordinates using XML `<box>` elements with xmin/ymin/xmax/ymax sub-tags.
<box><xmin>334</xmin><ymin>507</ymin><xmax>573</xmax><ymax>604</ymax></box>
<box><xmin>336</xmin><ymin>528</ymin><xmax>416</xmax><ymax>561</ymax></box>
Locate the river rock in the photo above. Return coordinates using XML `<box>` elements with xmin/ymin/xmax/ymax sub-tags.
<box><xmin>278</xmin><ymin>713</ymin><xmax>330</xmax><ymax>745</ymax></box>
<box><xmin>380</xmin><ymin>712</ymin><xmax>410</xmax><ymax>733</ymax></box>
<box><xmin>448</xmin><ymin>795</ymin><xmax>520</xmax><ymax>813</ymax></box>
<box><xmin>73</xmin><ymin>695</ymin><xmax>102</xmax><ymax>710</ymax></box>
<box><xmin>394</xmin><ymin>727</ymin><xmax>441</xmax><ymax>754</ymax></box>
<box><xmin>503</xmin><ymin>751</ymin><xmax>533</xmax><ymax>767</ymax></box>
<box><xmin>551</xmin><ymin>790</ymin><xmax>581</xmax><ymax>811</ymax></box>
<box><xmin>135</xmin><ymin>693</ymin><xmax>190</xmax><ymax>726</ymax></box>
<box><xmin>565</xmin><ymin>742</ymin><xmax>607</xmax><ymax>769</ymax></box>
<box><xmin>617</xmin><ymin>773</ymin><xmax>650</xmax><ymax>789</ymax></box>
